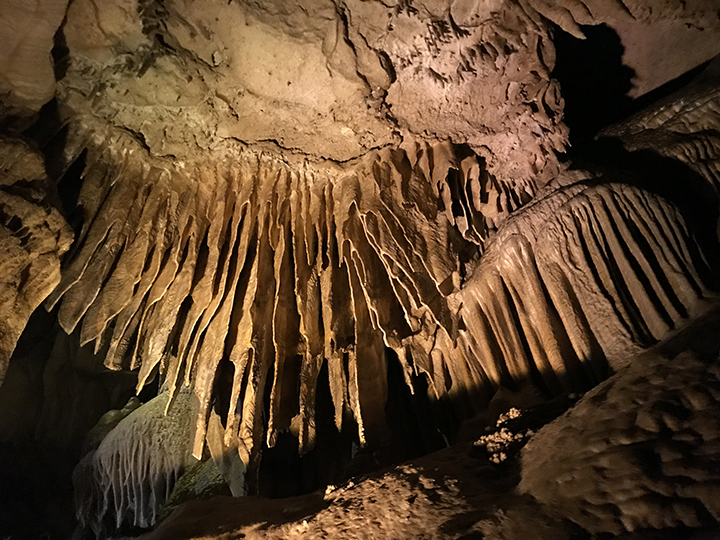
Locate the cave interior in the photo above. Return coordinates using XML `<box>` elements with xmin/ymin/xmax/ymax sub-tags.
<box><xmin>2</xmin><ymin>0</ymin><xmax>720</xmax><ymax>539</ymax></box>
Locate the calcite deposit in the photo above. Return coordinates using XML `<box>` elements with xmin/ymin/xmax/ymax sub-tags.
<box><xmin>1</xmin><ymin>0</ymin><xmax>720</xmax><ymax>538</ymax></box>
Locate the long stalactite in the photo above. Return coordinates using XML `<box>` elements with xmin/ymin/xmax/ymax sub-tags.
<box><xmin>44</xmin><ymin>108</ymin><xmax>718</xmax><ymax>479</ymax></box>
<box><xmin>46</xmin><ymin>121</ymin><xmax>533</xmax><ymax>468</ymax></box>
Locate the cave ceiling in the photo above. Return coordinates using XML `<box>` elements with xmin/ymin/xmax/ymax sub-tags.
<box><xmin>2</xmin><ymin>0</ymin><xmax>720</xmax><ymax>534</ymax></box>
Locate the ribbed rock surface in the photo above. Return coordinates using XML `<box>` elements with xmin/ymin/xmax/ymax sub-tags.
<box><xmin>46</xmin><ymin>124</ymin><xmax>519</xmax><ymax>467</ymax></box>
<box><xmin>453</xmin><ymin>175</ymin><xmax>714</xmax><ymax>404</ymax></box>
<box><xmin>74</xmin><ymin>389</ymin><xmax>198</xmax><ymax>535</ymax></box>
<box><xmin>604</xmin><ymin>82</ymin><xmax>720</xmax><ymax>192</ymax></box>
<box><xmin>43</xmin><ymin>3</ymin><xmax>720</xmax><ymax>472</ymax></box>
<box><xmin>46</xmin><ymin>108</ymin><xmax>717</xmax><ymax>487</ymax></box>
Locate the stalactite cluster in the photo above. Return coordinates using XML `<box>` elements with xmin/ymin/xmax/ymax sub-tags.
<box><xmin>604</xmin><ymin>85</ymin><xmax>720</xmax><ymax>191</ymax></box>
<box><xmin>74</xmin><ymin>390</ymin><xmax>197</xmax><ymax>535</ymax></box>
<box><xmin>46</xmin><ymin>107</ymin><xmax>717</xmax><ymax>478</ymax></box>
<box><xmin>451</xmin><ymin>176</ymin><xmax>714</xmax><ymax>413</ymax></box>
<box><xmin>47</xmin><ymin>122</ymin><xmax>535</xmax><ymax>469</ymax></box>
<box><xmin>1</xmin><ymin>0</ymin><xmax>719</xmax><ymax>538</ymax></box>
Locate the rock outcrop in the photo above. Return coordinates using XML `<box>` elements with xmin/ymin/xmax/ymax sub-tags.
<box><xmin>521</xmin><ymin>350</ymin><xmax>720</xmax><ymax>535</ymax></box>
<box><xmin>138</xmin><ymin>340</ymin><xmax>720</xmax><ymax>539</ymax></box>
<box><xmin>74</xmin><ymin>389</ymin><xmax>199</xmax><ymax>535</ymax></box>
<box><xmin>1</xmin><ymin>0</ymin><xmax>720</xmax><ymax>537</ymax></box>
<box><xmin>0</xmin><ymin>137</ymin><xmax>72</xmax><ymax>386</ymax></box>
<box><xmin>0</xmin><ymin>0</ymin><xmax>69</xmax><ymax>119</ymax></box>
<box><xmin>37</xmin><ymin>0</ymin><xmax>720</xmax><ymax>493</ymax></box>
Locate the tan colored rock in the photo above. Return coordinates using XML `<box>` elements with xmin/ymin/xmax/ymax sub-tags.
<box><xmin>352</xmin><ymin>0</ymin><xmax>569</xmax><ymax>185</ymax></box>
<box><xmin>604</xmin><ymin>81</ymin><xmax>720</xmax><ymax>192</ymax></box>
<box><xmin>44</xmin><ymin>127</ymin><xmax>506</xmax><ymax>472</ymax></box>
<box><xmin>63</xmin><ymin>0</ymin><xmax>147</xmax><ymax>64</ymax></box>
<box><xmin>0</xmin><ymin>136</ymin><xmax>46</xmax><ymax>186</ymax></box>
<box><xmin>0</xmin><ymin>138</ymin><xmax>72</xmax><ymax>387</ymax></box>
<box><xmin>520</xmin><ymin>351</ymin><xmax>720</xmax><ymax>534</ymax></box>
<box><xmin>47</xmin><ymin>100</ymin><xmax>718</xmax><ymax>490</ymax></box>
<box><xmin>74</xmin><ymin>389</ymin><xmax>199</xmax><ymax>535</ymax></box>
<box><xmin>0</xmin><ymin>0</ymin><xmax>69</xmax><ymax>117</ymax></box>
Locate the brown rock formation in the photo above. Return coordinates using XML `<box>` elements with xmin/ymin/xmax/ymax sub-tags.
<box><xmin>1</xmin><ymin>0</ymin><xmax>720</xmax><ymax>537</ymax></box>
<box><xmin>0</xmin><ymin>137</ymin><xmax>72</xmax><ymax>386</ymax></box>
<box><xmin>140</xmin><ymin>314</ymin><xmax>720</xmax><ymax>539</ymax></box>
<box><xmin>521</xmin><ymin>350</ymin><xmax>720</xmax><ymax>535</ymax></box>
<box><xmin>0</xmin><ymin>0</ymin><xmax>69</xmax><ymax>119</ymax></box>
<box><xmin>74</xmin><ymin>389</ymin><xmax>198</xmax><ymax>535</ymax></box>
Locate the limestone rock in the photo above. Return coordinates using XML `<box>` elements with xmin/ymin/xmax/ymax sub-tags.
<box><xmin>63</xmin><ymin>0</ymin><xmax>147</xmax><ymax>65</ymax></box>
<box><xmin>74</xmin><ymin>389</ymin><xmax>199</xmax><ymax>535</ymax></box>
<box><xmin>81</xmin><ymin>396</ymin><xmax>141</xmax><ymax>455</ymax></box>
<box><xmin>0</xmin><ymin>0</ymin><xmax>69</xmax><ymax>118</ymax></box>
<box><xmin>46</xmin><ymin>83</ymin><xmax>719</xmax><ymax>480</ymax></box>
<box><xmin>520</xmin><ymin>351</ymin><xmax>720</xmax><ymax>535</ymax></box>
<box><xmin>0</xmin><ymin>137</ymin><xmax>72</xmax><ymax>387</ymax></box>
<box><xmin>158</xmin><ymin>458</ymin><xmax>231</xmax><ymax>523</ymax></box>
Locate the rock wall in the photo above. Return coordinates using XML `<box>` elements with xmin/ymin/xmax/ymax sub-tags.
<box><xmin>0</xmin><ymin>137</ymin><xmax>72</xmax><ymax>386</ymax></box>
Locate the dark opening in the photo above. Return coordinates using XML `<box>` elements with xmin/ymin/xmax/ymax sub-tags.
<box><xmin>552</xmin><ymin>24</ymin><xmax>635</xmax><ymax>147</ymax></box>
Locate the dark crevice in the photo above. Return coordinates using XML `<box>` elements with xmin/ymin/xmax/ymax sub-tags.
<box><xmin>552</xmin><ymin>24</ymin><xmax>634</xmax><ymax>147</ymax></box>
<box><xmin>52</xmin><ymin>24</ymin><xmax>70</xmax><ymax>82</ymax></box>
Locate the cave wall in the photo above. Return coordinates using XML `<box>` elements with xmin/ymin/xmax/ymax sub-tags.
<box><xmin>1</xmin><ymin>0</ymin><xmax>720</xmax><ymax>537</ymax></box>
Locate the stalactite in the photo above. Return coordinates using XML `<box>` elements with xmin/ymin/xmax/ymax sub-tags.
<box><xmin>444</xmin><ymin>176</ymin><xmax>714</xmax><ymax>409</ymax></box>
<box><xmin>50</xmin><ymin>117</ymin><xmax>716</xmax><ymax>478</ymax></box>
<box><xmin>604</xmin><ymin>85</ymin><xmax>720</xmax><ymax>193</ymax></box>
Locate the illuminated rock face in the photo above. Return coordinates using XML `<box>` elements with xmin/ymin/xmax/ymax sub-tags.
<box><xmin>74</xmin><ymin>390</ymin><xmax>198</xmax><ymax>536</ymax></box>
<box><xmin>0</xmin><ymin>0</ymin><xmax>69</xmax><ymax>118</ymax></box>
<box><xmin>1</xmin><ymin>0</ymin><xmax>720</xmax><ymax>537</ymax></box>
<box><xmin>0</xmin><ymin>138</ymin><xmax>73</xmax><ymax>386</ymax></box>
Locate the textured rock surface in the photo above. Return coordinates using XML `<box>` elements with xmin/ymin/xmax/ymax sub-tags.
<box><xmin>604</xmin><ymin>78</ymin><xmax>720</xmax><ymax>193</ymax></box>
<box><xmin>455</xmin><ymin>174</ymin><xmax>715</xmax><ymax>393</ymax></box>
<box><xmin>46</xmin><ymin>118</ymin><xmax>718</xmax><ymax>486</ymax></box>
<box><xmin>158</xmin><ymin>457</ymin><xmax>231</xmax><ymax>523</ymax></box>
<box><xmin>138</xmin><ymin>322</ymin><xmax>720</xmax><ymax>539</ymax></box>
<box><xmin>2</xmin><ymin>0</ymin><xmax>720</xmax><ymax>537</ymax></box>
<box><xmin>136</xmin><ymin>438</ymin><xmax>538</xmax><ymax>540</ymax></box>
<box><xmin>44</xmin><ymin>125</ymin><xmax>528</xmax><ymax>467</ymax></box>
<box><xmin>40</xmin><ymin>63</ymin><xmax>720</xmax><ymax>492</ymax></box>
<box><xmin>74</xmin><ymin>389</ymin><xmax>199</xmax><ymax>535</ymax></box>
<box><xmin>81</xmin><ymin>396</ymin><xmax>141</xmax><ymax>455</ymax></box>
<box><xmin>520</xmin><ymin>350</ymin><xmax>720</xmax><ymax>535</ymax></box>
<box><xmin>0</xmin><ymin>137</ymin><xmax>72</xmax><ymax>386</ymax></box>
<box><xmin>57</xmin><ymin>0</ymin><xmax>576</xmax><ymax>183</ymax></box>
<box><xmin>54</xmin><ymin>0</ymin><xmax>720</xmax><ymax>181</ymax></box>
<box><xmin>0</xmin><ymin>0</ymin><xmax>69</xmax><ymax>118</ymax></box>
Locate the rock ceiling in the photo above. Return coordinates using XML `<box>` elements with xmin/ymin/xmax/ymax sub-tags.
<box><xmin>2</xmin><ymin>0</ymin><xmax>720</xmax><ymax>536</ymax></box>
